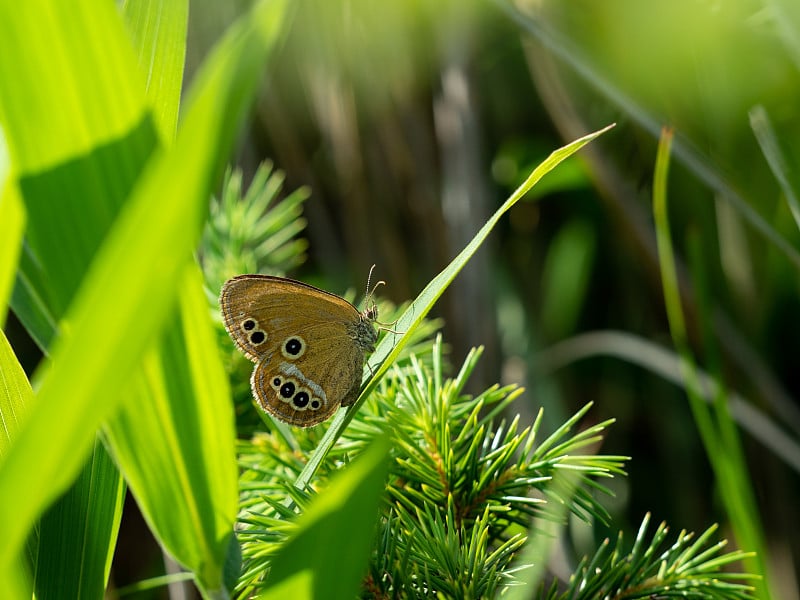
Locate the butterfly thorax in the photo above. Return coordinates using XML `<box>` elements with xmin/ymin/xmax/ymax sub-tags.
<box><xmin>348</xmin><ymin>313</ymin><xmax>378</xmax><ymax>353</ymax></box>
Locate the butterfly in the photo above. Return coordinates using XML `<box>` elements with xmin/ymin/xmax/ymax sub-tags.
<box><xmin>219</xmin><ymin>273</ymin><xmax>380</xmax><ymax>427</ymax></box>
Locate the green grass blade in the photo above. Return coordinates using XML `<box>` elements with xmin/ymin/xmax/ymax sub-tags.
<box><xmin>104</xmin><ymin>265</ymin><xmax>238</xmax><ymax>593</ymax></box>
<box><xmin>0</xmin><ymin>0</ymin><xmax>147</xmax><ymax>174</ymax></box>
<box><xmin>0</xmin><ymin>331</ymin><xmax>32</xmax><ymax>469</ymax></box>
<box><xmin>4</xmin><ymin>5</ymin><xmax>187</xmax><ymax>593</ymax></box>
<box><xmin>296</xmin><ymin>123</ymin><xmax>615</xmax><ymax>490</ymax></box>
<box><xmin>0</xmin><ymin>0</ymin><xmax>288</xmax><ymax>575</ymax></box>
<box><xmin>111</xmin><ymin>2</ymin><xmax>238</xmax><ymax>590</ymax></box>
<box><xmin>35</xmin><ymin>439</ymin><xmax>125</xmax><ymax>600</ymax></box>
<box><xmin>749</xmin><ymin>105</ymin><xmax>800</xmax><ymax>234</ymax></box>
<box><xmin>1</xmin><ymin>0</ymin><xmax>158</xmax><ymax>340</ymax></box>
<box><xmin>122</xmin><ymin>0</ymin><xmax>188</xmax><ymax>141</ymax></box>
<box><xmin>653</xmin><ymin>127</ymin><xmax>772</xmax><ymax>599</ymax></box>
<box><xmin>260</xmin><ymin>438</ymin><xmax>390</xmax><ymax>599</ymax></box>
<box><xmin>0</xmin><ymin>0</ymin><xmax>155</xmax><ymax>313</ymax></box>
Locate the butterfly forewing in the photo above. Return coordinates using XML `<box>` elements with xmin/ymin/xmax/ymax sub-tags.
<box><xmin>220</xmin><ymin>276</ymin><xmax>360</xmax><ymax>359</ymax></box>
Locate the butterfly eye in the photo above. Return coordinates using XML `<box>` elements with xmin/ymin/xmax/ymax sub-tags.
<box><xmin>239</xmin><ymin>318</ymin><xmax>267</xmax><ymax>345</ymax></box>
<box><xmin>294</xmin><ymin>391</ymin><xmax>309</xmax><ymax>407</ymax></box>
<box><xmin>281</xmin><ymin>336</ymin><xmax>306</xmax><ymax>359</ymax></box>
<box><xmin>279</xmin><ymin>380</ymin><xmax>296</xmax><ymax>398</ymax></box>
<box><xmin>293</xmin><ymin>387</ymin><xmax>323</xmax><ymax>411</ymax></box>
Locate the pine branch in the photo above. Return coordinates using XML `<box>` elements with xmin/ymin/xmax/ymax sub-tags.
<box><xmin>200</xmin><ymin>161</ymin><xmax>309</xmax><ymax>294</ymax></box>
<box><xmin>232</xmin><ymin>330</ymin><xmax>759</xmax><ymax>599</ymax></box>
<box><xmin>540</xmin><ymin>513</ymin><xmax>758</xmax><ymax>600</ymax></box>
<box><xmin>349</xmin><ymin>337</ymin><xmax>626</xmax><ymax>597</ymax></box>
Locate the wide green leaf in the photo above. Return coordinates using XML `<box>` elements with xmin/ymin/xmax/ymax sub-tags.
<box><xmin>0</xmin><ymin>1</ymin><xmax>167</xmax><ymax>596</ymax></box>
<box><xmin>0</xmin><ymin>0</ymin><xmax>147</xmax><ymax>173</ymax></box>
<box><xmin>1</xmin><ymin>0</ymin><xmax>155</xmax><ymax>326</ymax></box>
<box><xmin>0</xmin><ymin>0</ymin><xmax>288</xmax><ymax>578</ymax></box>
<box><xmin>105</xmin><ymin>265</ymin><xmax>238</xmax><ymax>593</ymax></box>
<box><xmin>0</xmin><ymin>331</ymin><xmax>31</xmax><ymax>472</ymax></box>
<box><xmin>34</xmin><ymin>440</ymin><xmax>125</xmax><ymax>600</ymax></box>
<box><xmin>1</xmin><ymin>3</ymin><xmax>182</xmax><ymax>597</ymax></box>
<box><xmin>122</xmin><ymin>0</ymin><xmax>188</xmax><ymax>141</ymax></box>
<box><xmin>0</xmin><ymin>332</ymin><xmax>33</xmax><ymax>597</ymax></box>
<box><xmin>103</xmin><ymin>0</ymin><xmax>238</xmax><ymax>593</ymax></box>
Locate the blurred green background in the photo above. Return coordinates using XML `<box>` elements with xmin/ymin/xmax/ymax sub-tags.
<box><xmin>6</xmin><ymin>0</ymin><xmax>800</xmax><ymax>596</ymax></box>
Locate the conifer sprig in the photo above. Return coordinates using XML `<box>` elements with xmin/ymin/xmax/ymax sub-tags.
<box><xmin>541</xmin><ymin>513</ymin><xmax>757</xmax><ymax>599</ymax></box>
<box><xmin>201</xmin><ymin>161</ymin><xmax>309</xmax><ymax>293</ymax></box>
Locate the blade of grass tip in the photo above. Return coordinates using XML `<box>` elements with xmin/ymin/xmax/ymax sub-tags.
<box><xmin>293</xmin><ymin>123</ymin><xmax>616</xmax><ymax>494</ymax></box>
<box><xmin>652</xmin><ymin>126</ymin><xmax>718</xmax><ymax>458</ymax></box>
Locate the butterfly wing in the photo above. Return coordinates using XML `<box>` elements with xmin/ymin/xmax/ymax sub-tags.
<box><xmin>220</xmin><ymin>275</ymin><xmax>370</xmax><ymax>427</ymax></box>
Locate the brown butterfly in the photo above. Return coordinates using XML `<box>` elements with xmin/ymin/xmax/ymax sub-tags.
<box><xmin>219</xmin><ymin>274</ymin><xmax>379</xmax><ymax>427</ymax></box>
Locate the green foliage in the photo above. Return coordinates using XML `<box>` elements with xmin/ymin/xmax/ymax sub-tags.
<box><xmin>234</xmin><ymin>335</ymin><xmax>754</xmax><ymax>599</ymax></box>
<box><xmin>0</xmin><ymin>0</ymin><xmax>289</xmax><ymax>597</ymax></box>
<box><xmin>236</xmin><ymin>337</ymin><xmax>625</xmax><ymax>597</ymax></box>
<box><xmin>363</xmin><ymin>345</ymin><xmax>623</xmax><ymax>597</ymax></box>
<box><xmin>202</xmin><ymin>162</ymin><xmax>310</xmax><ymax>293</ymax></box>
<box><xmin>541</xmin><ymin>514</ymin><xmax>757</xmax><ymax>600</ymax></box>
<box><xmin>653</xmin><ymin>130</ymin><xmax>770</xmax><ymax>599</ymax></box>
<box><xmin>259</xmin><ymin>439</ymin><xmax>390</xmax><ymax>600</ymax></box>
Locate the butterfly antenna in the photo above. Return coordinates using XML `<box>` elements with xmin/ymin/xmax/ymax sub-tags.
<box><xmin>365</xmin><ymin>264</ymin><xmax>375</xmax><ymax>299</ymax></box>
<box><xmin>365</xmin><ymin>264</ymin><xmax>385</xmax><ymax>303</ymax></box>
